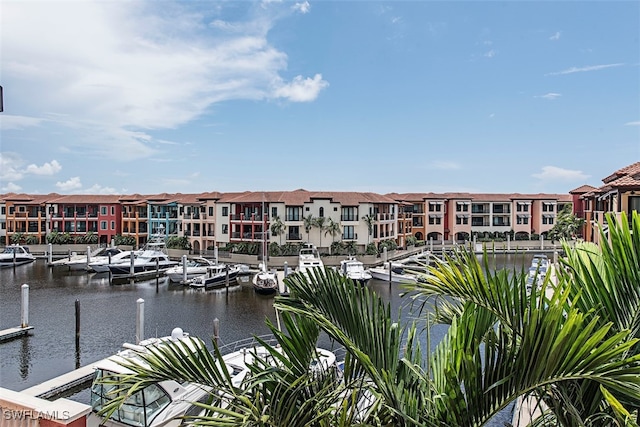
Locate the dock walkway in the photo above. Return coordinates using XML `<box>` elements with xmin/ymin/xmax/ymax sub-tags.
<box><xmin>0</xmin><ymin>326</ymin><xmax>34</xmax><ymax>343</ymax></box>
<box><xmin>20</xmin><ymin>359</ymin><xmax>106</xmax><ymax>399</ymax></box>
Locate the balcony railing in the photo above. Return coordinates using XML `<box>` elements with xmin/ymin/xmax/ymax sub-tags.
<box><xmin>230</xmin><ymin>214</ymin><xmax>264</xmax><ymax>221</ymax></box>
<box><xmin>287</xmin><ymin>233</ymin><xmax>302</xmax><ymax>241</ymax></box>
<box><xmin>341</xmin><ymin>215</ymin><xmax>357</xmax><ymax>222</ymax></box>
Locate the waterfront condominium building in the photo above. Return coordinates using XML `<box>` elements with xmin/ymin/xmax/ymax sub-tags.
<box><xmin>577</xmin><ymin>162</ymin><xmax>640</xmax><ymax>244</ymax></box>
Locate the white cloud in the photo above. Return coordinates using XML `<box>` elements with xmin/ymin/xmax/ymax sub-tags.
<box><xmin>546</xmin><ymin>63</ymin><xmax>624</xmax><ymax>76</ymax></box>
<box><xmin>272</xmin><ymin>74</ymin><xmax>329</xmax><ymax>102</ymax></box>
<box><xmin>1</xmin><ymin>182</ymin><xmax>22</xmax><ymax>192</ymax></box>
<box><xmin>292</xmin><ymin>1</ymin><xmax>310</xmax><ymax>14</ymax></box>
<box><xmin>2</xmin><ymin>1</ymin><xmax>327</xmax><ymax>159</ymax></box>
<box><xmin>535</xmin><ymin>93</ymin><xmax>562</xmax><ymax>100</ymax></box>
<box><xmin>484</xmin><ymin>49</ymin><xmax>496</xmax><ymax>58</ymax></box>
<box><xmin>532</xmin><ymin>166</ymin><xmax>589</xmax><ymax>182</ymax></box>
<box><xmin>429</xmin><ymin>161</ymin><xmax>461</xmax><ymax>171</ymax></box>
<box><xmin>625</xmin><ymin>121</ymin><xmax>640</xmax><ymax>126</ymax></box>
<box><xmin>25</xmin><ymin>160</ymin><xmax>62</xmax><ymax>176</ymax></box>
<box><xmin>0</xmin><ymin>153</ymin><xmax>25</xmax><ymax>181</ymax></box>
<box><xmin>0</xmin><ymin>115</ymin><xmax>45</xmax><ymax>130</ymax></box>
<box><xmin>82</xmin><ymin>184</ymin><xmax>118</xmax><ymax>194</ymax></box>
<box><xmin>56</xmin><ymin>177</ymin><xmax>82</xmax><ymax>191</ymax></box>
<box><xmin>549</xmin><ymin>31</ymin><xmax>561</xmax><ymax>41</ymax></box>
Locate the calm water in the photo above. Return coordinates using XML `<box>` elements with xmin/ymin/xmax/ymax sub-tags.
<box><xmin>0</xmin><ymin>253</ymin><xmax>534</xmax><ymax>423</ymax></box>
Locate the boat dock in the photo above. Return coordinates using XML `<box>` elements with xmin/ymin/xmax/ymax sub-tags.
<box><xmin>20</xmin><ymin>360</ymin><xmax>105</xmax><ymax>399</ymax></box>
<box><xmin>0</xmin><ymin>326</ymin><xmax>34</xmax><ymax>342</ymax></box>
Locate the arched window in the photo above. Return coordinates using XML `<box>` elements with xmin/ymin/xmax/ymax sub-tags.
<box><xmin>319</xmin><ymin>207</ymin><xmax>324</xmax><ymax>218</ymax></box>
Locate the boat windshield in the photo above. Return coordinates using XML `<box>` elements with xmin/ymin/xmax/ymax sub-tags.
<box><xmin>91</xmin><ymin>369</ymin><xmax>171</xmax><ymax>427</ymax></box>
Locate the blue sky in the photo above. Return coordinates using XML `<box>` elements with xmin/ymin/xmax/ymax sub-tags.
<box><xmin>1</xmin><ymin>1</ymin><xmax>638</xmax><ymax>196</ymax></box>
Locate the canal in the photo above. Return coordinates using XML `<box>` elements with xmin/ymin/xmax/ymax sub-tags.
<box><xmin>0</xmin><ymin>253</ymin><xmax>534</xmax><ymax>423</ymax></box>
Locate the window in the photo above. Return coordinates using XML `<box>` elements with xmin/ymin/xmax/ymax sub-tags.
<box><xmin>271</xmin><ymin>207</ymin><xmax>277</xmax><ymax>218</ymax></box>
<box><xmin>111</xmin><ymin>206</ymin><xmax>115</xmax><ymax>216</ymax></box>
<box><xmin>516</xmin><ymin>203</ymin><xmax>529</xmax><ymax>212</ymax></box>
<box><xmin>428</xmin><ymin>202</ymin><xmax>442</xmax><ymax>212</ymax></box>
<box><xmin>222</xmin><ymin>224</ymin><xmax>228</xmax><ymax>234</ymax></box>
<box><xmin>428</xmin><ymin>215</ymin><xmax>441</xmax><ymax>225</ymax></box>
<box><xmin>100</xmin><ymin>206</ymin><xmax>107</xmax><ymax>215</ymax></box>
<box><xmin>306</xmin><ymin>207</ymin><xmax>310</xmax><ymax>211</ymax></box>
<box><xmin>209</xmin><ymin>207</ymin><xmax>214</xmax><ymax>216</ymax></box>
<box><xmin>456</xmin><ymin>202</ymin><xmax>469</xmax><ymax>212</ymax></box>
<box><xmin>319</xmin><ymin>207</ymin><xmax>324</xmax><ymax>217</ymax></box>
<box><xmin>517</xmin><ymin>215</ymin><xmax>529</xmax><ymax>225</ymax></box>
<box><xmin>9</xmin><ymin>207</ymin><xmax>14</xmax><ymax>214</ymax></box>
<box><xmin>542</xmin><ymin>203</ymin><xmax>555</xmax><ymax>212</ymax></box>
<box><xmin>286</xmin><ymin>207</ymin><xmax>301</xmax><ymax>221</ymax></box>
<box><xmin>100</xmin><ymin>221</ymin><xmax>107</xmax><ymax>230</ymax></box>
<box><xmin>455</xmin><ymin>215</ymin><xmax>468</xmax><ymax>225</ymax></box>
<box><xmin>111</xmin><ymin>221</ymin><xmax>115</xmax><ymax>230</ymax></box>
<box><xmin>341</xmin><ymin>207</ymin><xmax>357</xmax><ymax>221</ymax></box>
<box><xmin>222</xmin><ymin>207</ymin><xmax>229</xmax><ymax>217</ymax></box>
<box><xmin>542</xmin><ymin>215</ymin><xmax>554</xmax><ymax>225</ymax></box>
<box><xmin>343</xmin><ymin>225</ymin><xmax>355</xmax><ymax>239</ymax></box>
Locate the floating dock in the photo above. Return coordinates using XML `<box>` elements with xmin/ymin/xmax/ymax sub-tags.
<box><xmin>20</xmin><ymin>359</ymin><xmax>107</xmax><ymax>399</ymax></box>
<box><xmin>0</xmin><ymin>326</ymin><xmax>34</xmax><ymax>343</ymax></box>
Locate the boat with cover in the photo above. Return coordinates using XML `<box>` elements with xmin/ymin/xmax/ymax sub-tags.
<box><xmin>88</xmin><ymin>328</ymin><xmax>338</xmax><ymax>427</ymax></box>
<box><xmin>0</xmin><ymin>245</ymin><xmax>36</xmax><ymax>267</ymax></box>
<box><xmin>165</xmin><ymin>257</ymin><xmax>218</xmax><ymax>283</ymax></box>
<box><xmin>338</xmin><ymin>257</ymin><xmax>372</xmax><ymax>286</ymax></box>
<box><xmin>52</xmin><ymin>247</ymin><xmax>123</xmax><ymax>271</ymax></box>
<box><xmin>296</xmin><ymin>243</ymin><xmax>324</xmax><ymax>281</ymax></box>
<box><xmin>107</xmin><ymin>238</ymin><xmax>177</xmax><ymax>277</ymax></box>
<box><xmin>89</xmin><ymin>249</ymin><xmax>141</xmax><ymax>273</ymax></box>
<box><xmin>252</xmin><ymin>263</ymin><xmax>278</xmax><ymax>295</ymax></box>
<box><xmin>189</xmin><ymin>263</ymin><xmax>242</xmax><ymax>289</ymax></box>
<box><xmin>368</xmin><ymin>262</ymin><xmax>418</xmax><ymax>284</ymax></box>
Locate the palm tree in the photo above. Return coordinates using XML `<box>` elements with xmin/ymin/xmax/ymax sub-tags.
<box><xmin>270</xmin><ymin>216</ymin><xmax>286</xmax><ymax>245</ymax></box>
<box><xmin>303</xmin><ymin>214</ymin><xmax>314</xmax><ymax>243</ymax></box>
<box><xmin>324</xmin><ymin>218</ymin><xmax>341</xmax><ymax>253</ymax></box>
<box><xmin>313</xmin><ymin>216</ymin><xmax>327</xmax><ymax>248</ymax></box>
<box><xmin>100</xmin><ymin>212</ymin><xmax>640</xmax><ymax>427</ymax></box>
<box><xmin>361</xmin><ymin>214</ymin><xmax>375</xmax><ymax>244</ymax></box>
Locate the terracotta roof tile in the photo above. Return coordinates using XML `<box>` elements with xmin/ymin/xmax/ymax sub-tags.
<box><xmin>569</xmin><ymin>185</ymin><xmax>597</xmax><ymax>194</ymax></box>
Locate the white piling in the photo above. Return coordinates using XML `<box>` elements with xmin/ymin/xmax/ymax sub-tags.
<box><xmin>48</xmin><ymin>243</ymin><xmax>53</xmax><ymax>264</ymax></box>
<box><xmin>507</xmin><ymin>234</ymin><xmax>511</xmax><ymax>251</ymax></box>
<box><xmin>136</xmin><ymin>298</ymin><xmax>145</xmax><ymax>344</ymax></box>
<box><xmin>383</xmin><ymin>247</ymin><xmax>388</xmax><ymax>263</ymax></box>
<box><xmin>86</xmin><ymin>246</ymin><xmax>91</xmax><ymax>265</ymax></box>
<box><xmin>213</xmin><ymin>318</ymin><xmax>219</xmax><ymax>346</ymax></box>
<box><xmin>540</xmin><ymin>234</ymin><xmax>544</xmax><ymax>250</ymax></box>
<box><xmin>429</xmin><ymin>238</ymin><xmax>433</xmax><ymax>252</ymax></box>
<box><xmin>182</xmin><ymin>255</ymin><xmax>188</xmax><ymax>283</ymax></box>
<box><xmin>21</xmin><ymin>284</ymin><xmax>29</xmax><ymax>328</ymax></box>
<box><xmin>283</xmin><ymin>261</ymin><xmax>289</xmax><ymax>277</ymax></box>
<box><xmin>130</xmin><ymin>252</ymin><xmax>135</xmax><ymax>276</ymax></box>
<box><xmin>111</xmin><ymin>238</ymin><xmax>115</xmax><ymax>248</ymax></box>
<box><xmin>214</xmin><ymin>247</ymin><xmax>219</xmax><ymax>265</ymax></box>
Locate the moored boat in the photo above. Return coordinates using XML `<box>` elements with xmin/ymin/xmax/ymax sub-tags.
<box><xmin>338</xmin><ymin>257</ymin><xmax>372</xmax><ymax>286</ymax></box>
<box><xmin>0</xmin><ymin>245</ymin><xmax>36</xmax><ymax>267</ymax></box>
<box><xmin>296</xmin><ymin>243</ymin><xmax>324</xmax><ymax>281</ymax></box>
<box><xmin>165</xmin><ymin>257</ymin><xmax>218</xmax><ymax>283</ymax></box>
<box><xmin>189</xmin><ymin>263</ymin><xmax>241</xmax><ymax>289</ymax></box>
<box><xmin>368</xmin><ymin>262</ymin><xmax>418</xmax><ymax>284</ymax></box>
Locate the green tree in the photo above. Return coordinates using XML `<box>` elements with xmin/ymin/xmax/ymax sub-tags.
<box><xmin>166</xmin><ymin>236</ymin><xmax>191</xmax><ymax>250</ymax></box>
<box><xmin>303</xmin><ymin>214</ymin><xmax>314</xmax><ymax>243</ymax></box>
<box><xmin>324</xmin><ymin>218</ymin><xmax>341</xmax><ymax>253</ymax></box>
<box><xmin>313</xmin><ymin>216</ymin><xmax>327</xmax><ymax>248</ymax></box>
<box><xmin>269</xmin><ymin>216</ymin><xmax>286</xmax><ymax>245</ymax></box>
<box><xmin>548</xmin><ymin>204</ymin><xmax>584</xmax><ymax>243</ymax></box>
<box><xmin>361</xmin><ymin>214</ymin><xmax>376</xmax><ymax>244</ymax></box>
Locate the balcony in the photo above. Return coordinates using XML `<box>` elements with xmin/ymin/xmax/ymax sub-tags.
<box><xmin>230</xmin><ymin>214</ymin><xmax>264</xmax><ymax>221</ymax></box>
<box><xmin>341</xmin><ymin>215</ymin><xmax>357</xmax><ymax>222</ymax></box>
<box><xmin>287</xmin><ymin>233</ymin><xmax>302</xmax><ymax>241</ymax></box>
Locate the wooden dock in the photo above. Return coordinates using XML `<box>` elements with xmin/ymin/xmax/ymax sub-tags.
<box><xmin>0</xmin><ymin>326</ymin><xmax>34</xmax><ymax>342</ymax></box>
<box><xmin>20</xmin><ymin>359</ymin><xmax>106</xmax><ymax>399</ymax></box>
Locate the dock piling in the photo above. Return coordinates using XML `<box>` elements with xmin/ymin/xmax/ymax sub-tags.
<box><xmin>21</xmin><ymin>284</ymin><xmax>29</xmax><ymax>328</ymax></box>
<box><xmin>136</xmin><ymin>298</ymin><xmax>144</xmax><ymax>344</ymax></box>
<box><xmin>182</xmin><ymin>254</ymin><xmax>188</xmax><ymax>283</ymax></box>
<box><xmin>48</xmin><ymin>243</ymin><xmax>53</xmax><ymax>264</ymax></box>
<box><xmin>213</xmin><ymin>318</ymin><xmax>219</xmax><ymax>346</ymax></box>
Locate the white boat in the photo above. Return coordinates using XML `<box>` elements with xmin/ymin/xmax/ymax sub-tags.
<box><xmin>165</xmin><ymin>257</ymin><xmax>217</xmax><ymax>283</ymax></box>
<box><xmin>52</xmin><ymin>247</ymin><xmax>124</xmax><ymax>271</ymax></box>
<box><xmin>338</xmin><ymin>257</ymin><xmax>372</xmax><ymax>286</ymax></box>
<box><xmin>189</xmin><ymin>264</ymin><xmax>242</xmax><ymax>289</ymax></box>
<box><xmin>297</xmin><ymin>243</ymin><xmax>324</xmax><ymax>281</ymax></box>
<box><xmin>253</xmin><ymin>263</ymin><xmax>278</xmax><ymax>295</ymax></box>
<box><xmin>89</xmin><ymin>250</ymin><xmax>141</xmax><ymax>273</ymax></box>
<box><xmin>88</xmin><ymin>328</ymin><xmax>337</xmax><ymax>427</ymax></box>
<box><xmin>0</xmin><ymin>245</ymin><xmax>36</xmax><ymax>267</ymax></box>
<box><xmin>107</xmin><ymin>239</ymin><xmax>177</xmax><ymax>277</ymax></box>
<box><xmin>368</xmin><ymin>262</ymin><xmax>418</xmax><ymax>284</ymax></box>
